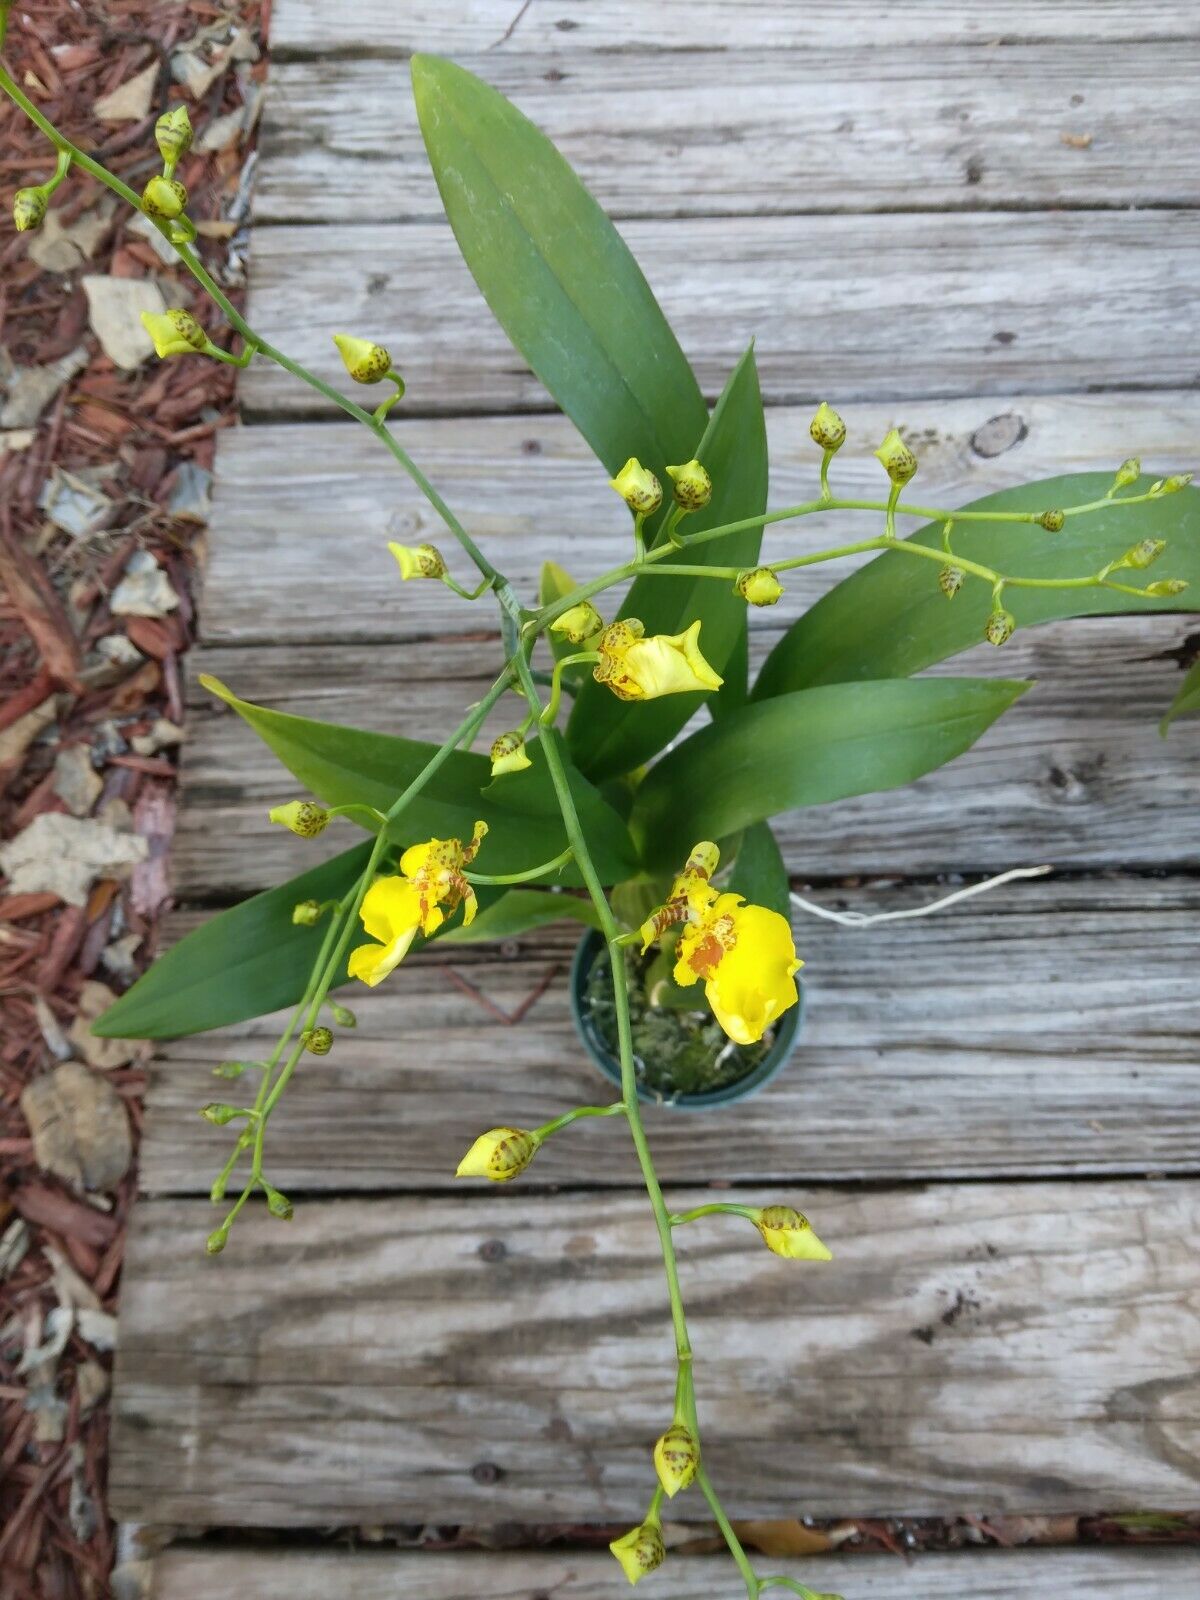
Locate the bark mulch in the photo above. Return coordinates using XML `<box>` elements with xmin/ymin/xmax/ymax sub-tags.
<box><xmin>0</xmin><ymin>5</ymin><xmax>266</xmax><ymax>1597</ymax></box>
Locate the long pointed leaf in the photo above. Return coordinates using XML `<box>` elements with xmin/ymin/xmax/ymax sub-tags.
<box><xmin>412</xmin><ymin>54</ymin><xmax>706</xmax><ymax>476</ymax></box>
<box><xmin>630</xmin><ymin>678</ymin><xmax>1029</xmax><ymax>870</ymax></box>
<box><xmin>754</xmin><ymin>475</ymin><xmax>1200</xmax><ymax>698</ymax></box>
<box><xmin>203</xmin><ymin>676</ymin><xmax>637</xmax><ymax>886</ymax></box>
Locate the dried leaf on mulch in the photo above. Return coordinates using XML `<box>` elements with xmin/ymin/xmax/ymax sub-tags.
<box><xmin>20</xmin><ymin>1061</ymin><xmax>134</xmax><ymax>1191</ymax></box>
<box><xmin>69</xmin><ymin>980</ymin><xmax>141</xmax><ymax>1069</ymax></box>
<box><xmin>81</xmin><ymin>274</ymin><xmax>167</xmax><ymax>369</ymax></box>
<box><xmin>109</xmin><ymin>548</ymin><xmax>180</xmax><ymax>616</ymax></box>
<box><xmin>0</xmin><ymin>812</ymin><xmax>149</xmax><ymax>905</ymax></box>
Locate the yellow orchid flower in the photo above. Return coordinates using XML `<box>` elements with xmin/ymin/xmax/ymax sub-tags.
<box><xmin>609</xmin><ymin>1521</ymin><xmax>665</xmax><ymax>1586</ymax></box>
<box><xmin>609</xmin><ymin>457</ymin><xmax>662</xmax><ymax>515</ymax></box>
<box><xmin>348</xmin><ymin>822</ymin><xmax>487</xmax><ymax>986</ymax></box>
<box><xmin>755</xmin><ymin>1205</ymin><xmax>832</xmax><ymax>1261</ymax></box>
<box><xmin>665</xmin><ymin>457</ymin><xmax>711</xmax><ymax>510</ymax></box>
<box><xmin>141</xmin><ymin>308</ymin><xmax>210</xmax><ymax>360</ymax></box>
<box><xmin>640</xmin><ymin>841</ymin><xmax>802</xmax><ymax>1045</ymax></box>
<box><xmin>593</xmin><ymin>618</ymin><xmax>723</xmax><ymax>702</ymax></box>
<box><xmin>455</xmin><ymin>1126</ymin><xmax>541</xmax><ymax>1182</ymax></box>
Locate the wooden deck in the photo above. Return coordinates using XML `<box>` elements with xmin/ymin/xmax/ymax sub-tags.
<box><xmin>116</xmin><ymin>2</ymin><xmax>1200</xmax><ymax>1592</ymax></box>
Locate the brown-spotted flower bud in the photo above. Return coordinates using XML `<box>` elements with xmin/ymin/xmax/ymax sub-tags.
<box><xmin>388</xmin><ymin>541</ymin><xmax>446</xmax><ymax>580</ymax></box>
<box><xmin>653</xmin><ymin>1422</ymin><xmax>699</xmax><ymax>1498</ymax></box>
<box><xmin>333</xmin><ymin>332</ymin><xmax>392</xmax><ymax>385</ymax></box>
<box><xmin>141</xmin><ymin>175</ymin><xmax>187</xmax><ymax>219</ymax></box>
<box><xmin>609</xmin><ymin>1521</ymin><xmax>665</xmax><ymax>1587</ymax></box>
<box><xmin>1149</xmin><ymin>473</ymin><xmax>1193</xmax><ymax>496</ymax></box>
<box><xmin>1038</xmin><ymin>509</ymin><xmax>1065</xmax><ymax>532</ymax></box>
<box><xmin>262</xmin><ymin>1181</ymin><xmax>293</xmax><ymax>1221</ymax></box>
<box><xmin>549</xmin><ymin>600</ymin><xmax>604</xmax><ymax>644</ymax></box>
<box><xmin>735</xmin><ymin>567</ymin><xmax>783</xmax><ymax>607</ymax></box>
<box><xmin>13</xmin><ymin>186</ymin><xmax>47</xmax><ymax>231</ymax></box>
<box><xmin>141</xmin><ymin>308</ymin><xmax>211</xmax><ymax>360</ymax></box>
<box><xmin>292</xmin><ymin>899</ymin><xmax>322</xmax><ymax>927</ymax></box>
<box><xmin>328</xmin><ymin>1001</ymin><xmax>357</xmax><ymax>1028</ymax></box>
<box><xmin>755</xmin><ymin>1205</ymin><xmax>832</xmax><ymax>1261</ymax></box>
<box><xmin>1145</xmin><ymin>578</ymin><xmax>1189</xmax><ymax>597</ymax></box>
<box><xmin>874</xmin><ymin>427</ymin><xmax>918</xmax><ymax>486</ymax></box>
<box><xmin>302</xmin><ymin>1026</ymin><xmax>333</xmax><ymax>1056</ymax></box>
<box><xmin>455</xmin><ymin>1126</ymin><xmax>541</xmax><ymax>1183</ymax></box>
<box><xmin>666</xmin><ymin>458</ymin><xmax>712</xmax><ymax>511</ymax></box>
<box><xmin>985</xmin><ymin>607</ymin><xmax>1016</xmax><ymax>648</ymax></box>
<box><xmin>490</xmin><ymin>731</ymin><xmax>533</xmax><ymax>777</ymax></box>
<box><xmin>609</xmin><ymin>457</ymin><xmax>662</xmax><ymax>515</ymax></box>
<box><xmin>1121</xmin><ymin>538</ymin><xmax>1167</xmax><ymax>570</ymax></box>
<box><xmin>1110</xmin><ymin>457</ymin><xmax>1141</xmax><ymax>493</ymax></box>
<box><xmin>809</xmin><ymin>401</ymin><xmax>846</xmax><ymax>452</ymax></box>
<box><xmin>206</xmin><ymin>1227</ymin><xmax>229</xmax><ymax>1256</ymax></box>
<box><xmin>268</xmin><ymin>800</ymin><xmax>330</xmax><ymax>838</ymax></box>
<box><xmin>938</xmin><ymin>564</ymin><xmax>965</xmax><ymax>600</ymax></box>
<box><xmin>155</xmin><ymin>104</ymin><xmax>194</xmax><ymax>165</ymax></box>
<box><xmin>200</xmin><ymin>1103</ymin><xmax>242</xmax><ymax>1126</ymax></box>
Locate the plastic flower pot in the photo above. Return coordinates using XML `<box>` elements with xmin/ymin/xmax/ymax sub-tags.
<box><xmin>569</xmin><ymin>929</ymin><xmax>803</xmax><ymax>1111</ymax></box>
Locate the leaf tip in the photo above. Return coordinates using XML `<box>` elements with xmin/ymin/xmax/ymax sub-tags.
<box><xmin>198</xmin><ymin>672</ymin><xmax>234</xmax><ymax>706</ymax></box>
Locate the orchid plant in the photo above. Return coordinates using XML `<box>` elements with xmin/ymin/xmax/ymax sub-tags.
<box><xmin>6</xmin><ymin>16</ymin><xmax>1198</xmax><ymax>1597</ymax></box>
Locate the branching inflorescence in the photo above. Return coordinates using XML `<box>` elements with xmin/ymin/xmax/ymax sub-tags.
<box><xmin>4</xmin><ymin>17</ymin><xmax>1193</xmax><ymax>1596</ymax></box>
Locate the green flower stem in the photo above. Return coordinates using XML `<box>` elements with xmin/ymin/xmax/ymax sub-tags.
<box><xmin>669</xmin><ymin>1202</ymin><xmax>759</xmax><ymax>1226</ymax></box>
<box><xmin>441</xmin><ymin>572</ymin><xmax>494</xmax><ymax>601</ymax></box>
<box><xmin>466</xmin><ymin>846</ymin><xmax>574</xmax><ymax>885</ymax></box>
<box><xmin>535</xmin><ymin>1102</ymin><xmax>624</xmax><ymax>1139</ymax></box>
<box><xmin>695</xmin><ymin>1462</ymin><xmax>762</xmax><ymax>1600</ymax></box>
<box><xmin>540</xmin><ymin>651</ymin><xmax>600</xmax><ymax>727</ymax></box>
<box><xmin>511</xmin><ymin>650</ymin><xmax>692</xmax><ymax>1369</ymax></box>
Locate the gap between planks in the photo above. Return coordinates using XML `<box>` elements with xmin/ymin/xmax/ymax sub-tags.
<box><xmin>141</xmin><ymin>877</ymin><xmax>1200</xmax><ymax>1194</ymax></box>
<box><xmin>256</xmin><ymin>44</ymin><xmax>1200</xmax><ymax>223</ymax></box>
<box><xmin>110</xmin><ymin>1180</ymin><xmax>1200</xmax><ymax>1525</ymax></box>
<box><xmin>144</xmin><ymin>1545</ymin><xmax>1200</xmax><ymax>1600</ymax></box>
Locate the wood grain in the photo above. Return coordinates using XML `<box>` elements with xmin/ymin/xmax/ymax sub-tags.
<box><xmin>239</xmin><ymin>212</ymin><xmax>1200</xmax><ymax>416</ymax></box>
<box><xmin>199</xmin><ymin>401</ymin><xmax>1200</xmax><ymax>644</ymax></box>
<box><xmin>146</xmin><ymin>1546</ymin><xmax>1200</xmax><ymax>1600</ymax></box>
<box><xmin>257</xmin><ymin>45</ymin><xmax>1200</xmax><ymax>223</ymax></box>
<box><xmin>271</xmin><ymin>1</ymin><xmax>1200</xmax><ymax>54</ymax></box>
<box><xmin>140</xmin><ymin>876</ymin><xmax>1200</xmax><ymax>1194</ymax></box>
<box><xmin>110</xmin><ymin>1181</ymin><xmax>1200</xmax><ymax>1524</ymax></box>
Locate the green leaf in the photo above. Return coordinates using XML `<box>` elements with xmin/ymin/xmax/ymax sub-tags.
<box><xmin>94</xmin><ymin>843</ymin><xmax>374</xmax><ymax>1039</ymax></box>
<box><xmin>566</xmin><ymin>347</ymin><xmax>769</xmax><ymax>780</ymax></box>
<box><xmin>203</xmin><ymin>676</ymin><xmax>637</xmax><ymax>886</ymax></box>
<box><xmin>412</xmin><ymin>54</ymin><xmax>706</xmax><ymax>479</ymax></box>
<box><xmin>439</xmin><ymin>888</ymin><xmax>602</xmax><ymax>944</ymax></box>
<box><xmin>1161</xmin><ymin>657</ymin><xmax>1200</xmax><ymax>735</ymax></box>
<box><xmin>630</xmin><ymin>678</ymin><xmax>1029</xmax><ymax>870</ymax></box>
<box><xmin>754</xmin><ymin>475</ymin><xmax>1200</xmax><ymax>698</ymax></box>
<box><xmin>725</xmin><ymin>821</ymin><xmax>790</xmax><ymax>917</ymax></box>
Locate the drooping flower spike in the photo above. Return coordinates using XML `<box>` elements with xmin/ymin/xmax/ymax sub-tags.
<box><xmin>348</xmin><ymin>821</ymin><xmax>488</xmax><ymax>987</ymax></box>
<box><xmin>639</xmin><ymin>841</ymin><xmax>802</xmax><ymax>1045</ymax></box>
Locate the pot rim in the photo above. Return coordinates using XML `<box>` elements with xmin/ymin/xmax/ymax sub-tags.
<box><xmin>569</xmin><ymin>928</ymin><xmax>803</xmax><ymax>1111</ymax></box>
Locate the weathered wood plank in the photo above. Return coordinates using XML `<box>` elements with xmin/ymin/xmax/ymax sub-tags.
<box><xmin>174</xmin><ymin>615</ymin><xmax>1199</xmax><ymax>897</ymax></box>
<box><xmin>272</xmin><ymin>1</ymin><xmax>1200</xmax><ymax>54</ymax></box>
<box><xmin>200</xmin><ymin>401</ymin><xmax>1200</xmax><ymax>644</ymax></box>
<box><xmin>240</xmin><ymin>213</ymin><xmax>1200</xmax><ymax>415</ymax></box>
<box><xmin>110</xmin><ymin>1181</ymin><xmax>1200</xmax><ymax>1523</ymax></box>
<box><xmin>140</xmin><ymin>877</ymin><xmax>1200</xmax><ymax>1194</ymax></box>
<box><xmin>257</xmin><ymin>46</ymin><xmax>1200</xmax><ymax>223</ymax></box>
<box><xmin>146</xmin><ymin>1545</ymin><xmax>1200</xmax><ymax>1600</ymax></box>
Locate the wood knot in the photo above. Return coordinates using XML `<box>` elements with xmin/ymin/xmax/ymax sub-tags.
<box><xmin>970</xmin><ymin>413</ymin><xmax>1027</xmax><ymax>459</ymax></box>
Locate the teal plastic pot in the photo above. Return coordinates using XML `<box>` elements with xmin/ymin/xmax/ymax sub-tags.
<box><xmin>569</xmin><ymin>930</ymin><xmax>803</xmax><ymax>1110</ymax></box>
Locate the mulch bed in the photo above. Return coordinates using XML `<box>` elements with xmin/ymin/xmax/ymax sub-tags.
<box><xmin>0</xmin><ymin>5</ymin><xmax>267</xmax><ymax>1595</ymax></box>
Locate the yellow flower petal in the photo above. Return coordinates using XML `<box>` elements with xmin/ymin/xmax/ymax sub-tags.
<box><xmin>704</xmin><ymin>903</ymin><xmax>801</xmax><ymax>1045</ymax></box>
<box><xmin>756</xmin><ymin>1205</ymin><xmax>832</xmax><ymax>1261</ymax></box>
<box><xmin>609</xmin><ymin>1523</ymin><xmax>665</xmax><ymax>1586</ymax></box>
<box><xmin>359</xmin><ymin>876</ymin><xmax>423</xmax><ymax>946</ymax></box>
<box><xmin>609</xmin><ymin>457</ymin><xmax>662</xmax><ymax>515</ymax></box>
<box><xmin>347</xmin><ymin>925</ymin><xmax>418</xmax><ymax>987</ymax></box>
